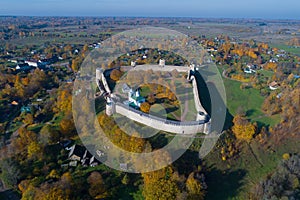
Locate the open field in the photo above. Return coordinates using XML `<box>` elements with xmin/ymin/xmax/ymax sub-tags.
<box><xmin>220</xmin><ymin>71</ymin><xmax>280</xmax><ymax>127</ymax></box>
<box><xmin>202</xmin><ymin>134</ymin><xmax>300</xmax><ymax>200</ymax></box>
<box><xmin>271</xmin><ymin>44</ymin><xmax>300</xmax><ymax>55</ymax></box>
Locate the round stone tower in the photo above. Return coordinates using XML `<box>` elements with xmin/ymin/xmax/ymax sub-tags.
<box><xmin>131</xmin><ymin>61</ymin><xmax>136</xmax><ymax>67</ymax></box>
<box><xmin>96</xmin><ymin>68</ymin><xmax>102</xmax><ymax>81</ymax></box>
<box><xmin>159</xmin><ymin>59</ymin><xmax>165</xmax><ymax>67</ymax></box>
<box><xmin>106</xmin><ymin>97</ymin><xmax>115</xmax><ymax>116</ymax></box>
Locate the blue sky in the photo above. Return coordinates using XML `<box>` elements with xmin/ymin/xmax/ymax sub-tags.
<box><xmin>0</xmin><ymin>0</ymin><xmax>300</xmax><ymax>19</ymax></box>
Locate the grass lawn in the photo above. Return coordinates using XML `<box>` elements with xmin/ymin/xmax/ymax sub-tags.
<box><xmin>224</xmin><ymin>78</ymin><xmax>279</xmax><ymax>127</ymax></box>
<box><xmin>258</xmin><ymin>69</ymin><xmax>274</xmax><ymax>79</ymax></box>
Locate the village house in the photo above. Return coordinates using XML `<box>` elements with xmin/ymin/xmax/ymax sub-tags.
<box><xmin>269</xmin><ymin>58</ymin><xmax>278</xmax><ymax>63</ymax></box>
<box><xmin>269</xmin><ymin>81</ymin><xmax>279</xmax><ymax>90</ymax></box>
<box><xmin>15</xmin><ymin>63</ymin><xmax>31</xmax><ymax>71</ymax></box>
<box><xmin>244</xmin><ymin>64</ymin><xmax>257</xmax><ymax>74</ymax></box>
<box><xmin>25</xmin><ymin>60</ymin><xmax>38</xmax><ymax>67</ymax></box>
<box><xmin>11</xmin><ymin>101</ymin><xmax>19</xmax><ymax>106</ymax></box>
<box><xmin>68</xmin><ymin>144</ymin><xmax>100</xmax><ymax>167</ymax></box>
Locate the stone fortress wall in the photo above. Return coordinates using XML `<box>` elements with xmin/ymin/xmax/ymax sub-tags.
<box><xmin>97</xmin><ymin>63</ymin><xmax>211</xmax><ymax>135</ymax></box>
<box><xmin>115</xmin><ymin>103</ymin><xmax>210</xmax><ymax>134</ymax></box>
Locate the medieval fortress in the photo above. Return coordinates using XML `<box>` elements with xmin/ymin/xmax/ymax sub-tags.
<box><xmin>96</xmin><ymin>59</ymin><xmax>211</xmax><ymax>135</ymax></box>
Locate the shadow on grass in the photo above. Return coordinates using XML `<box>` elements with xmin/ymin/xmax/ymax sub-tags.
<box><xmin>164</xmin><ymin>106</ymin><xmax>179</xmax><ymax>114</ymax></box>
<box><xmin>205</xmin><ymin>167</ymin><xmax>247</xmax><ymax>200</ymax></box>
<box><xmin>148</xmin><ymin>133</ymin><xmax>171</xmax><ymax>149</ymax></box>
<box><xmin>223</xmin><ymin>110</ymin><xmax>234</xmax><ymax>130</ymax></box>
<box><xmin>172</xmin><ymin>149</ymin><xmax>202</xmax><ymax>175</ymax></box>
<box><xmin>194</xmin><ymin>70</ymin><xmax>233</xmax><ymax>131</ymax></box>
<box><xmin>0</xmin><ymin>189</ymin><xmax>20</xmax><ymax>200</ymax></box>
<box><xmin>246</xmin><ymin>109</ymin><xmax>256</xmax><ymax>117</ymax></box>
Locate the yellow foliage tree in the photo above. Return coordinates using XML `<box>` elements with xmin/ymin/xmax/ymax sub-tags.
<box><xmin>264</xmin><ymin>62</ymin><xmax>278</xmax><ymax>70</ymax></box>
<box><xmin>142</xmin><ymin>167</ymin><xmax>179</xmax><ymax>200</ymax></box>
<box><xmin>140</xmin><ymin>102</ymin><xmax>151</xmax><ymax>113</ymax></box>
<box><xmin>186</xmin><ymin>172</ymin><xmax>205</xmax><ymax>200</ymax></box>
<box><xmin>232</xmin><ymin>115</ymin><xmax>256</xmax><ymax>142</ymax></box>
<box><xmin>248</xmin><ymin>50</ymin><xmax>258</xmax><ymax>59</ymax></box>
<box><xmin>27</xmin><ymin>141</ymin><xmax>42</xmax><ymax>160</ymax></box>
<box><xmin>45</xmin><ymin>187</ymin><xmax>68</xmax><ymax>200</ymax></box>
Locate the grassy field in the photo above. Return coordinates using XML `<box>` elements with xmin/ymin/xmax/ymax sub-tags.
<box><xmin>202</xmin><ymin>134</ymin><xmax>300</xmax><ymax>200</ymax></box>
<box><xmin>199</xmin><ymin>69</ymin><xmax>290</xmax><ymax>199</ymax></box>
<box><xmin>258</xmin><ymin>69</ymin><xmax>274</xmax><ymax>78</ymax></box>
<box><xmin>223</xmin><ymin>78</ymin><xmax>280</xmax><ymax>127</ymax></box>
<box><xmin>271</xmin><ymin>44</ymin><xmax>300</xmax><ymax>55</ymax></box>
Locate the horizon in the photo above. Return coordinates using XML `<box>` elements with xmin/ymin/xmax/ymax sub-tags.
<box><xmin>1</xmin><ymin>15</ymin><xmax>300</xmax><ymax>21</ymax></box>
<box><xmin>1</xmin><ymin>0</ymin><xmax>300</xmax><ymax>20</ymax></box>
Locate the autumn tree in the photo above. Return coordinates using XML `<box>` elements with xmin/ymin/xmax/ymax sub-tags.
<box><xmin>23</xmin><ymin>114</ymin><xmax>34</xmax><ymax>125</ymax></box>
<box><xmin>186</xmin><ymin>172</ymin><xmax>205</xmax><ymax>200</ymax></box>
<box><xmin>147</xmin><ymin>93</ymin><xmax>156</xmax><ymax>104</ymax></box>
<box><xmin>26</xmin><ymin>69</ymin><xmax>49</xmax><ymax>96</ymax></box>
<box><xmin>71</xmin><ymin>56</ymin><xmax>83</xmax><ymax>72</ymax></box>
<box><xmin>87</xmin><ymin>171</ymin><xmax>108</xmax><ymax>199</ymax></box>
<box><xmin>232</xmin><ymin>114</ymin><xmax>256</xmax><ymax>142</ymax></box>
<box><xmin>140</xmin><ymin>102</ymin><xmax>151</xmax><ymax>113</ymax></box>
<box><xmin>97</xmin><ymin>113</ymin><xmax>147</xmax><ymax>153</ymax></box>
<box><xmin>14</xmin><ymin>74</ymin><xmax>26</xmax><ymax>99</ymax></box>
<box><xmin>54</xmin><ymin>85</ymin><xmax>72</xmax><ymax>114</ymax></box>
<box><xmin>248</xmin><ymin>50</ymin><xmax>258</xmax><ymax>59</ymax></box>
<box><xmin>60</xmin><ymin>172</ymin><xmax>73</xmax><ymax>197</ymax></box>
<box><xmin>11</xmin><ymin>127</ymin><xmax>40</xmax><ymax>160</ymax></box>
<box><xmin>59</xmin><ymin>114</ymin><xmax>76</xmax><ymax>137</ymax></box>
<box><xmin>142</xmin><ymin>167</ymin><xmax>180</xmax><ymax>200</ymax></box>
<box><xmin>110</xmin><ymin>69</ymin><xmax>123</xmax><ymax>81</ymax></box>
<box><xmin>27</xmin><ymin>141</ymin><xmax>43</xmax><ymax>160</ymax></box>
<box><xmin>264</xmin><ymin>62</ymin><xmax>278</xmax><ymax>71</ymax></box>
<box><xmin>121</xmin><ymin>174</ymin><xmax>130</xmax><ymax>185</ymax></box>
<box><xmin>45</xmin><ymin>187</ymin><xmax>67</xmax><ymax>200</ymax></box>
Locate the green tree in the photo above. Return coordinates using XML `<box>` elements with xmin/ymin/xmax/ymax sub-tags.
<box><xmin>121</xmin><ymin>174</ymin><xmax>130</xmax><ymax>185</ymax></box>
<box><xmin>0</xmin><ymin>159</ymin><xmax>20</xmax><ymax>188</ymax></box>
<box><xmin>39</xmin><ymin>124</ymin><xmax>61</xmax><ymax>145</ymax></box>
